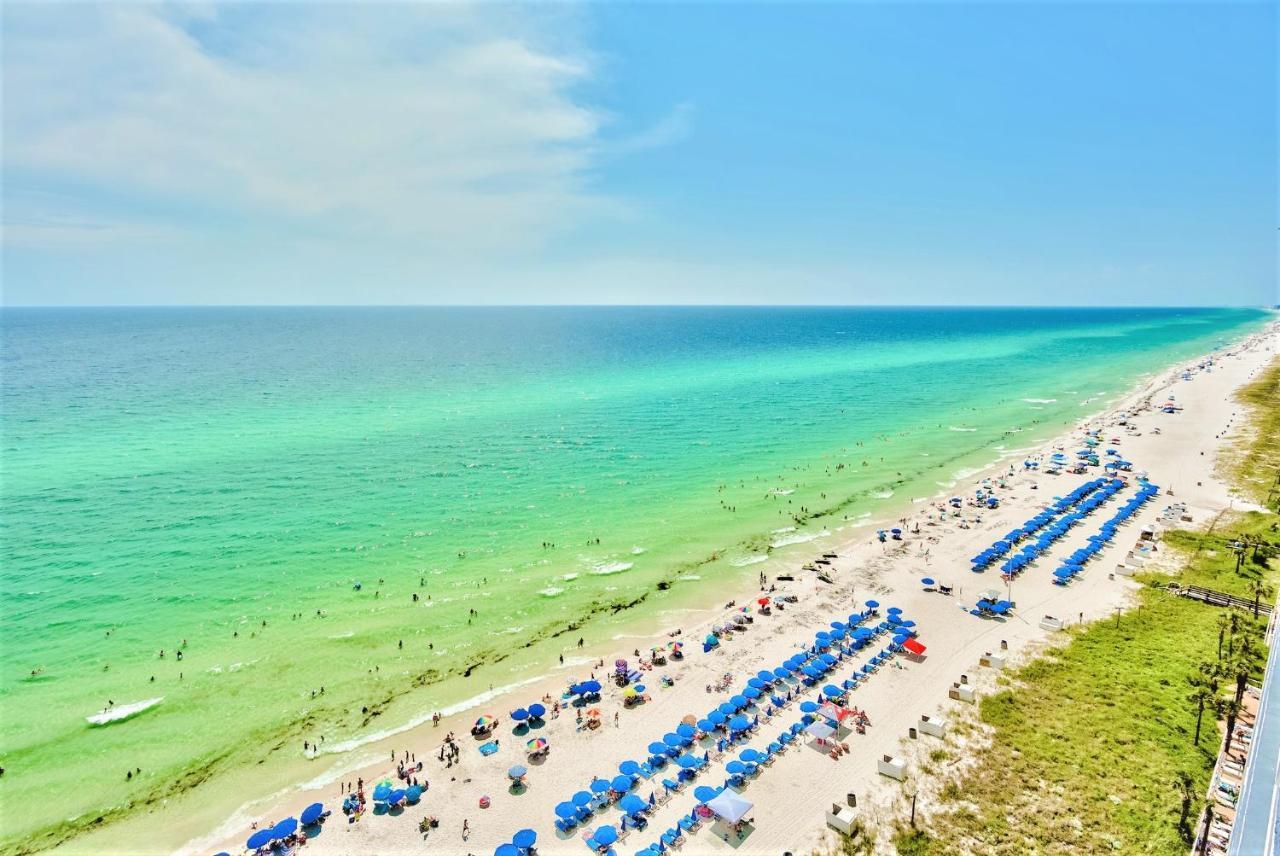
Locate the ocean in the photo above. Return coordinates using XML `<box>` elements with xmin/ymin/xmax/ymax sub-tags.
<box><xmin>0</xmin><ymin>306</ymin><xmax>1267</xmax><ymax>850</ymax></box>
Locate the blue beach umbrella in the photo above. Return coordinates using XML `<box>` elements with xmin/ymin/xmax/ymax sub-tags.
<box><xmin>272</xmin><ymin>818</ymin><xmax>298</xmax><ymax>838</ymax></box>
<box><xmin>572</xmin><ymin>790</ymin><xmax>594</xmax><ymax>806</ymax></box>
<box><xmin>921</xmin><ymin>577</ymin><xmax>935</xmax><ymax>586</ymax></box>
<box><xmin>619</xmin><ymin>794</ymin><xmax>647</xmax><ymax>815</ymax></box>
<box><xmin>246</xmin><ymin>830</ymin><xmax>273</xmax><ymax>850</ymax></box>
<box><xmin>508</xmin><ymin>765</ymin><xmax>528</xmax><ymax>779</ymax></box>
<box><xmin>406</xmin><ymin>785</ymin><xmax>422</xmax><ymax>804</ymax></box>
<box><xmin>864</xmin><ymin>600</ymin><xmax>880</xmax><ymax>609</ymax></box>
<box><xmin>556</xmin><ymin>801</ymin><xmax>577</xmax><ymax>819</ymax></box>
<box><xmin>611</xmin><ymin>775</ymin><xmax>632</xmax><ymax>792</ymax></box>
<box><xmin>743</xmin><ymin>687</ymin><xmax>762</xmax><ymax>700</ymax></box>
<box><xmin>741</xmin><ymin>748</ymin><xmax>763</xmax><ymax>763</ymax></box>
<box><xmin>730</xmin><ymin>694</ymin><xmax>748</xmax><ymax>708</ymax></box>
<box><xmin>300</xmin><ymin>803</ymin><xmax>324</xmax><ymax>825</ymax></box>
<box><xmin>619</xmin><ymin>760</ymin><xmax>641</xmax><ymax>776</ymax></box>
<box><xmin>887</xmin><ymin>607</ymin><xmax>903</xmax><ymax>615</ymax></box>
<box><xmin>677</xmin><ymin>723</ymin><xmax>696</xmax><ymax>739</ymax></box>
<box><xmin>513</xmin><ymin>828</ymin><xmax>537</xmax><ymax>849</ymax></box>
<box><xmin>512</xmin><ymin>708</ymin><xmax>529</xmax><ymax>721</ymax></box>
<box><xmin>822</xmin><ymin>685</ymin><xmax>842</xmax><ymax>698</ymax></box>
<box><xmin>729</xmin><ymin>715</ymin><xmax>751</xmax><ymax>731</ymax></box>
<box><xmin>726</xmin><ymin>760</ymin><xmax>746</xmax><ymax>775</ymax></box>
<box><xmin>528</xmin><ymin>703</ymin><xmax>546</xmax><ymax>719</ymax></box>
<box><xmin>747</xmin><ymin>678</ymin><xmax>766</xmax><ymax>689</ymax></box>
<box><xmin>717</xmin><ymin>702</ymin><xmax>737</xmax><ymax>716</ymax></box>
<box><xmin>676</xmin><ymin>754</ymin><xmax>700</xmax><ymax>769</ymax></box>
<box><xmin>647</xmin><ymin>741</ymin><xmax>667</xmax><ymax>755</ymax></box>
<box><xmin>388</xmin><ymin>790</ymin><xmax>405</xmax><ymax>805</ymax></box>
<box><xmin>495</xmin><ymin>845</ymin><xmax>521</xmax><ymax>856</ymax></box>
<box><xmin>697</xmin><ymin>718</ymin><xmax>716</xmax><ymax>732</ymax></box>
<box><xmin>663</xmin><ymin>733</ymin><xmax>682</xmax><ymax>748</ymax></box>
<box><xmin>708</xmin><ymin>710</ymin><xmax>727</xmax><ymax>725</ymax></box>
<box><xmin>372</xmin><ymin>783</ymin><xmax>391</xmax><ymax>802</ymax></box>
<box><xmin>595</xmin><ymin>825</ymin><xmax>619</xmax><ymax>846</ymax></box>
<box><xmin>799</xmin><ymin>700</ymin><xmax>819</xmax><ymax>713</ymax></box>
<box><xmin>591</xmin><ymin>778</ymin><xmax>611</xmax><ymax>794</ymax></box>
<box><xmin>694</xmin><ymin>785</ymin><xmax>719</xmax><ymax>803</ymax></box>
<box><xmin>772</xmin><ymin>668</ymin><xmax>791</xmax><ymax>680</ymax></box>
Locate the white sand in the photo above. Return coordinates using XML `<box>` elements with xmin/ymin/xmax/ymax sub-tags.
<box><xmin>184</xmin><ymin>322</ymin><xmax>1278</xmax><ymax>856</ymax></box>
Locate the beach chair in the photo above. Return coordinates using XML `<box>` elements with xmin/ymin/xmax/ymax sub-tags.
<box><xmin>557</xmin><ymin>818</ymin><xmax>577</xmax><ymax>833</ymax></box>
<box><xmin>662</xmin><ymin>778</ymin><xmax>680</xmax><ymax>793</ymax></box>
<box><xmin>662</xmin><ymin>828</ymin><xmax>682</xmax><ymax>849</ymax></box>
<box><xmin>678</xmin><ymin>815</ymin><xmax>697</xmax><ymax>833</ymax></box>
<box><xmin>639</xmin><ymin>763</ymin><xmax>655</xmax><ymax>778</ymax></box>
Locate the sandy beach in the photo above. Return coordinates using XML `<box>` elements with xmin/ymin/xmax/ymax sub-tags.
<box><xmin>149</xmin><ymin>321</ymin><xmax>1277</xmax><ymax>856</ymax></box>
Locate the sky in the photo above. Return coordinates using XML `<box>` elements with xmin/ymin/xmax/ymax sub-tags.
<box><xmin>2</xmin><ymin>1</ymin><xmax>1276</xmax><ymax>306</ymax></box>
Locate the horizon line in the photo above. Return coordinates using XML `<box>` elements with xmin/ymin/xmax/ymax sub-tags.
<box><xmin>2</xmin><ymin>303</ymin><xmax>1276</xmax><ymax>311</ymax></box>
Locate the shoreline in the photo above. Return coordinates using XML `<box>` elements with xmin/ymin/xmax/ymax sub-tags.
<box><xmin>53</xmin><ymin>317</ymin><xmax>1278</xmax><ymax>856</ymax></box>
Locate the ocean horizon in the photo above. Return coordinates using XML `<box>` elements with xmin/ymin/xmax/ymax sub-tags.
<box><xmin>0</xmin><ymin>305</ymin><xmax>1269</xmax><ymax>850</ymax></box>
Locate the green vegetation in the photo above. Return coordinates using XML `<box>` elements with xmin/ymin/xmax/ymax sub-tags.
<box><xmin>1229</xmin><ymin>359</ymin><xmax>1280</xmax><ymax>510</ymax></box>
<box><xmin>896</xmin><ymin>360</ymin><xmax>1279</xmax><ymax>855</ymax></box>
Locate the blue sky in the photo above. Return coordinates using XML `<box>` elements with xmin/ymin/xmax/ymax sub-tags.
<box><xmin>3</xmin><ymin>1</ymin><xmax>1276</xmax><ymax>306</ymax></box>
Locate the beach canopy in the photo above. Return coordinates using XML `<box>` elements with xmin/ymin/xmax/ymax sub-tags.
<box><xmin>406</xmin><ymin>785</ymin><xmax>423</xmax><ymax>803</ymax></box>
<box><xmin>372</xmin><ymin>783</ymin><xmax>392</xmax><ymax>802</ymax></box>
<box><xmin>300</xmin><ymin>803</ymin><xmax>324</xmax><ymax>825</ymax></box>
<box><xmin>513</xmin><ymin>828</ymin><xmax>537</xmax><ymax>849</ymax></box>
<box><xmin>595</xmin><ymin>825</ymin><xmax>619</xmax><ymax>845</ymax></box>
<box><xmin>706</xmin><ymin>791</ymin><xmax>754</xmax><ymax>823</ymax></box>
<box><xmin>805</xmin><ymin>721</ymin><xmax>836</xmax><ymax>740</ymax></box>
<box><xmin>903</xmin><ymin>638</ymin><xmax>926</xmax><ymax>656</ymax></box>
<box><xmin>247</xmin><ymin>830</ymin><xmax>274</xmax><ymax>850</ymax></box>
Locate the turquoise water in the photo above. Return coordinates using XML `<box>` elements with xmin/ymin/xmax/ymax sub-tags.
<box><xmin>0</xmin><ymin>306</ymin><xmax>1266</xmax><ymax>850</ymax></box>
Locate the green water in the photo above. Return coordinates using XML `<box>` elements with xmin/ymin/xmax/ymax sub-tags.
<box><xmin>0</xmin><ymin>306</ymin><xmax>1266</xmax><ymax>851</ymax></box>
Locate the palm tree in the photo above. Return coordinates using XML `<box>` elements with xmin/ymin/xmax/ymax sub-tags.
<box><xmin>1216</xmin><ymin>613</ymin><xmax>1232</xmax><ymax>659</ymax></box>
<box><xmin>1249</xmin><ymin>578</ymin><xmax>1274</xmax><ymax>619</ymax></box>
<box><xmin>1218</xmin><ymin>697</ymin><xmax>1243</xmax><ymax>753</ymax></box>
<box><xmin>1187</xmin><ymin>679</ymin><xmax>1216</xmax><ymax>746</ymax></box>
<box><xmin>1175</xmin><ymin>771</ymin><xmax>1196</xmax><ymax>841</ymax></box>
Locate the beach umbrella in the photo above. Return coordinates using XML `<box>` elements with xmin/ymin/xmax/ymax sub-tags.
<box><xmin>512</xmin><ymin>708</ymin><xmax>529</xmax><ymax>721</ymax></box>
<box><xmin>677</xmin><ymin>723</ymin><xmax>696</xmax><ymax>739</ymax></box>
<box><xmin>697</xmin><ymin>718</ymin><xmax>716</xmax><ymax>732</ymax></box>
<box><xmin>388</xmin><ymin>790</ymin><xmax>406</xmax><ymax>806</ymax></box>
<box><xmin>582</xmin><ymin>680</ymin><xmax>601</xmax><ymax>694</ymax></box>
<box><xmin>729</xmin><ymin>715</ymin><xmax>751</xmax><ymax>731</ymax></box>
<box><xmin>619</xmin><ymin>794</ymin><xmax>647</xmax><ymax>815</ymax></box>
<box><xmin>799</xmin><ymin>700</ymin><xmax>819</xmax><ymax>713</ymax></box>
<box><xmin>648</xmin><ymin>741</ymin><xmax>667</xmax><ymax>755</ymax></box>
<box><xmin>556</xmin><ymin>801</ymin><xmax>577</xmax><ymax>819</ymax></box>
<box><xmin>526</xmin><ymin>737</ymin><xmax>548</xmax><ymax>752</ymax></box>
<box><xmin>475</xmin><ymin>715</ymin><xmax>496</xmax><ymax>729</ymax></box>
<box><xmin>675</xmin><ymin>754</ymin><xmax>700</xmax><ymax>769</ymax></box>
<box><xmin>756</xmin><ymin>670</ymin><xmax>774</xmax><ymax>683</ymax></box>
<box><xmin>921</xmin><ymin>577</ymin><xmax>936</xmax><ymax>586</ymax></box>
<box><xmin>595</xmin><ymin>825</ymin><xmax>619</xmax><ymax>846</ymax></box>
<box><xmin>591</xmin><ymin>778</ymin><xmax>611</xmax><ymax>794</ymax></box>
<box><xmin>508</xmin><ymin>764</ymin><xmax>528</xmax><ymax>779</ymax></box>
<box><xmin>513</xmin><ymin>829</ymin><xmax>537</xmax><ymax>849</ymax></box>
<box><xmin>864</xmin><ymin>600</ymin><xmax>880</xmax><ymax>609</ymax></box>
<box><xmin>372</xmin><ymin>783</ymin><xmax>392</xmax><ymax>802</ymax></box>
<box><xmin>619</xmin><ymin>760</ymin><xmax>641</xmax><ymax>776</ymax></box>
<box><xmin>694</xmin><ymin>785</ymin><xmax>719</xmax><ymax>803</ymax></box>
<box><xmin>246</xmin><ymin>830</ymin><xmax>274</xmax><ymax>850</ymax></box>
<box><xmin>743</xmin><ymin>687</ymin><xmax>762</xmax><ymax>700</ymax></box>
<box><xmin>772</xmin><ymin>668</ymin><xmax>791</xmax><ymax>680</ymax></box>
<box><xmin>611</xmin><ymin>775</ymin><xmax>633</xmax><ymax>792</ymax></box>
<box><xmin>528</xmin><ymin>703</ymin><xmax>546</xmax><ymax>719</ymax></box>
<box><xmin>822</xmin><ymin>684</ymin><xmax>842</xmax><ymax>698</ymax></box>
<box><xmin>741</xmin><ymin>749</ymin><xmax>763</xmax><ymax>763</ymax></box>
<box><xmin>717</xmin><ymin>702</ymin><xmax>737</xmax><ymax>716</ymax></box>
<box><xmin>572</xmin><ymin>790</ymin><xmax>593</xmax><ymax>806</ymax></box>
<box><xmin>709</xmin><ymin>710</ymin><xmax>727</xmax><ymax>725</ymax></box>
<box><xmin>886</xmin><ymin>607</ymin><xmax>903</xmax><ymax>615</ymax></box>
<box><xmin>663</xmin><ymin>733</ymin><xmax>682</xmax><ymax>747</ymax></box>
<box><xmin>300</xmin><ymin>803</ymin><xmax>324</xmax><ymax>825</ymax></box>
<box><xmin>495</xmin><ymin>845</ymin><xmax>521</xmax><ymax>856</ymax></box>
<box><xmin>406</xmin><ymin>785</ymin><xmax>423</xmax><ymax>803</ymax></box>
<box><xmin>730</xmin><ymin>694</ymin><xmax>748</xmax><ymax>708</ymax></box>
<box><xmin>726</xmin><ymin>760</ymin><xmax>746</xmax><ymax>775</ymax></box>
<box><xmin>272</xmin><ymin>818</ymin><xmax>298</xmax><ymax>838</ymax></box>
<box><xmin>747</xmin><ymin>677</ymin><xmax>766</xmax><ymax>690</ymax></box>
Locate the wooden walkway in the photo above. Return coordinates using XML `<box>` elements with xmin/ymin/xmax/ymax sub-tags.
<box><xmin>1170</xmin><ymin>584</ymin><xmax>1273</xmax><ymax>616</ymax></box>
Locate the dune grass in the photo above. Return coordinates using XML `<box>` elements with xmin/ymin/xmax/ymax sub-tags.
<box><xmin>882</xmin><ymin>359</ymin><xmax>1280</xmax><ymax>856</ymax></box>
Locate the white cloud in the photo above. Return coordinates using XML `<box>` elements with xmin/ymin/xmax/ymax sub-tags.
<box><xmin>2</xmin><ymin>2</ymin><xmax>618</xmax><ymax>253</ymax></box>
